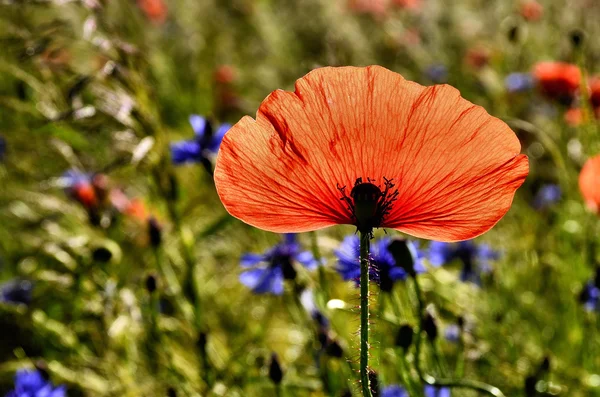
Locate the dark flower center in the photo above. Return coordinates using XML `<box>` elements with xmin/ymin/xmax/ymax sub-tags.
<box><xmin>338</xmin><ymin>177</ymin><xmax>399</xmax><ymax>235</ymax></box>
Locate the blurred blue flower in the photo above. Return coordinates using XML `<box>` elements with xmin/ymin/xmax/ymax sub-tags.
<box><xmin>170</xmin><ymin>115</ymin><xmax>231</xmax><ymax>168</ymax></box>
<box><xmin>0</xmin><ymin>279</ymin><xmax>33</xmax><ymax>305</ymax></box>
<box><xmin>5</xmin><ymin>369</ymin><xmax>66</xmax><ymax>397</ymax></box>
<box><xmin>444</xmin><ymin>324</ymin><xmax>461</xmax><ymax>343</ymax></box>
<box><xmin>382</xmin><ymin>385</ymin><xmax>409</xmax><ymax>397</ymax></box>
<box><xmin>239</xmin><ymin>234</ymin><xmax>318</xmax><ymax>295</ymax></box>
<box><xmin>0</xmin><ymin>134</ymin><xmax>6</xmax><ymax>161</ymax></box>
<box><xmin>382</xmin><ymin>385</ymin><xmax>450</xmax><ymax>397</ymax></box>
<box><xmin>334</xmin><ymin>236</ymin><xmax>424</xmax><ymax>290</ymax></box>
<box><xmin>579</xmin><ymin>269</ymin><xmax>600</xmax><ymax>311</ymax></box>
<box><xmin>425</xmin><ymin>385</ymin><xmax>451</xmax><ymax>397</ymax></box>
<box><xmin>532</xmin><ymin>184</ymin><xmax>561</xmax><ymax>210</ymax></box>
<box><xmin>505</xmin><ymin>72</ymin><xmax>534</xmax><ymax>93</ymax></box>
<box><xmin>61</xmin><ymin>169</ymin><xmax>92</xmax><ymax>189</ymax></box>
<box><xmin>428</xmin><ymin>240</ymin><xmax>499</xmax><ymax>285</ymax></box>
<box><xmin>425</xmin><ymin>64</ymin><xmax>448</xmax><ymax>84</ymax></box>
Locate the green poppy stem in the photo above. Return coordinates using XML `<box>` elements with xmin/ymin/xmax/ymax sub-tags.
<box><xmin>359</xmin><ymin>231</ymin><xmax>371</xmax><ymax>397</ymax></box>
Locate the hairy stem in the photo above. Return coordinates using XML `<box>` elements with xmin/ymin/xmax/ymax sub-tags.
<box><xmin>359</xmin><ymin>232</ymin><xmax>371</xmax><ymax>397</ymax></box>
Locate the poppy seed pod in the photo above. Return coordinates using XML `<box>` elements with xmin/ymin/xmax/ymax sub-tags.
<box><xmin>395</xmin><ymin>324</ymin><xmax>414</xmax><ymax>350</ymax></box>
<box><xmin>268</xmin><ymin>353</ymin><xmax>283</xmax><ymax>385</ymax></box>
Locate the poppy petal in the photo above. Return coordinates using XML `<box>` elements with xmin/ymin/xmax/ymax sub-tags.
<box><xmin>579</xmin><ymin>154</ymin><xmax>600</xmax><ymax>212</ymax></box>
<box><xmin>215</xmin><ymin>66</ymin><xmax>528</xmax><ymax>240</ymax></box>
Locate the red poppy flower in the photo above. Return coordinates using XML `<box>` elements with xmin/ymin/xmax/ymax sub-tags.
<box><xmin>137</xmin><ymin>0</ymin><xmax>167</xmax><ymax>24</ymax></box>
<box><xmin>392</xmin><ymin>0</ymin><xmax>421</xmax><ymax>10</ymax></box>
<box><xmin>533</xmin><ymin>61</ymin><xmax>581</xmax><ymax>102</ymax></box>
<box><xmin>519</xmin><ymin>1</ymin><xmax>543</xmax><ymax>21</ymax></box>
<box><xmin>580</xmin><ymin>155</ymin><xmax>600</xmax><ymax>212</ymax></box>
<box><xmin>347</xmin><ymin>0</ymin><xmax>388</xmax><ymax>17</ymax></box>
<box><xmin>214</xmin><ymin>66</ymin><xmax>528</xmax><ymax>242</ymax></box>
<box><xmin>589</xmin><ymin>77</ymin><xmax>600</xmax><ymax>111</ymax></box>
<box><xmin>73</xmin><ymin>183</ymin><xmax>97</xmax><ymax>209</ymax></box>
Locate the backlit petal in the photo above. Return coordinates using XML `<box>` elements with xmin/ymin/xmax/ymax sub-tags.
<box><xmin>215</xmin><ymin>66</ymin><xmax>528</xmax><ymax>240</ymax></box>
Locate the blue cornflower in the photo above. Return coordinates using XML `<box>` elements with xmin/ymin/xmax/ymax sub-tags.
<box><xmin>425</xmin><ymin>385</ymin><xmax>451</xmax><ymax>397</ymax></box>
<box><xmin>444</xmin><ymin>324</ymin><xmax>461</xmax><ymax>343</ymax></box>
<box><xmin>239</xmin><ymin>234</ymin><xmax>318</xmax><ymax>295</ymax></box>
<box><xmin>382</xmin><ymin>385</ymin><xmax>409</xmax><ymax>397</ymax></box>
<box><xmin>382</xmin><ymin>385</ymin><xmax>450</xmax><ymax>397</ymax></box>
<box><xmin>0</xmin><ymin>134</ymin><xmax>6</xmax><ymax>161</ymax></box>
<box><xmin>424</xmin><ymin>64</ymin><xmax>448</xmax><ymax>84</ymax></box>
<box><xmin>5</xmin><ymin>369</ymin><xmax>66</xmax><ymax>397</ymax></box>
<box><xmin>0</xmin><ymin>279</ymin><xmax>33</xmax><ymax>305</ymax></box>
<box><xmin>60</xmin><ymin>169</ymin><xmax>92</xmax><ymax>189</ymax></box>
<box><xmin>334</xmin><ymin>236</ymin><xmax>424</xmax><ymax>291</ymax></box>
<box><xmin>505</xmin><ymin>72</ymin><xmax>534</xmax><ymax>93</ymax></box>
<box><xmin>532</xmin><ymin>184</ymin><xmax>561</xmax><ymax>210</ymax></box>
<box><xmin>170</xmin><ymin>115</ymin><xmax>231</xmax><ymax>172</ymax></box>
<box><xmin>428</xmin><ymin>240</ymin><xmax>500</xmax><ymax>285</ymax></box>
<box><xmin>579</xmin><ymin>268</ymin><xmax>600</xmax><ymax>311</ymax></box>
<box><xmin>579</xmin><ymin>281</ymin><xmax>599</xmax><ymax>311</ymax></box>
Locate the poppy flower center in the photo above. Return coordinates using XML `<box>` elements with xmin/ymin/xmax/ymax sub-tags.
<box><xmin>338</xmin><ymin>177</ymin><xmax>399</xmax><ymax>235</ymax></box>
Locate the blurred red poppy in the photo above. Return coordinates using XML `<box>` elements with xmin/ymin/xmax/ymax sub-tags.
<box><xmin>533</xmin><ymin>62</ymin><xmax>581</xmax><ymax>102</ymax></box>
<box><xmin>580</xmin><ymin>155</ymin><xmax>600</xmax><ymax>212</ymax></box>
<box><xmin>520</xmin><ymin>1</ymin><xmax>543</xmax><ymax>21</ymax></box>
<box><xmin>347</xmin><ymin>0</ymin><xmax>388</xmax><ymax>17</ymax></box>
<box><xmin>215</xmin><ymin>65</ymin><xmax>237</xmax><ymax>85</ymax></box>
<box><xmin>589</xmin><ymin>77</ymin><xmax>600</xmax><ymax>113</ymax></box>
<box><xmin>73</xmin><ymin>183</ymin><xmax>97</xmax><ymax>209</ymax></box>
<box><xmin>214</xmin><ymin>66</ymin><xmax>528</xmax><ymax>241</ymax></box>
<box><xmin>392</xmin><ymin>0</ymin><xmax>421</xmax><ymax>9</ymax></box>
<box><xmin>137</xmin><ymin>0</ymin><xmax>167</xmax><ymax>24</ymax></box>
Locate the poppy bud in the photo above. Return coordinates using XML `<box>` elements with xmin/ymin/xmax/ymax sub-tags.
<box><xmin>145</xmin><ymin>274</ymin><xmax>157</xmax><ymax>293</ymax></box>
<box><xmin>325</xmin><ymin>339</ymin><xmax>344</xmax><ymax>358</ymax></box>
<box><xmin>34</xmin><ymin>360</ymin><xmax>49</xmax><ymax>380</ymax></box>
<box><xmin>197</xmin><ymin>332</ymin><xmax>208</xmax><ymax>352</ymax></box>
<box><xmin>268</xmin><ymin>353</ymin><xmax>283</xmax><ymax>385</ymax></box>
<box><xmin>422</xmin><ymin>312</ymin><xmax>438</xmax><ymax>341</ymax></box>
<box><xmin>395</xmin><ymin>324</ymin><xmax>414</xmax><ymax>350</ymax></box>
<box><xmin>388</xmin><ymin>239</ymin><xmax>416</xmax><ymax>277</ymax></box>
<box><xmin>148</xmin><ymin>217</ymin><xmax>162</xmax><ymax>248</ymax></box>
<box><xmin>524</xmin><ymin>375</ymin><xmax>537</xmax><ymax>396</ymax></box>
<box><xmin>569</xmin><ymin>29</ymin><xmax>584</xmax><ymax>49</ymax></box>
<box><xmin>507</xmin><ymin>25</ymin><xmax>520</xmax><ymax>43</ymax></box>
<box><xmin>539</xmin><ymin>356</ymin><xmax>551</xmax><ymax>373</ymax></box>
<box><xmin>92</xmin><ymin>246</ymin><xmax>113</xmax><ymax>262</ymax></box>
<box><xmin>368</xmin><ymin>369</ymin><xmax>380</xmax><ymax>397</ymax></box>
